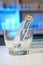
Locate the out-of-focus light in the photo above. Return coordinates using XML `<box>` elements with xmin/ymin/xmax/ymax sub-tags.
<box><xmin>0</xmin><ymin>5</ymin><xmax>20</xmax><ymax>30</ymax></box>
<box><xmin>11</xmin><ymin>18</ymin><xmax>15</xmax><ymax>23</ymax></box>
<box><xmin>1</xmin><ymin>11</ymin><xmax>20</xmax><ymax>30</ymax></box>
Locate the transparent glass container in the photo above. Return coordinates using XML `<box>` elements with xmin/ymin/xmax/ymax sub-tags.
<box><xmin>4</xmin><ymin>29</ymin><xmax>33</xmax><ymax>55</ymax></box>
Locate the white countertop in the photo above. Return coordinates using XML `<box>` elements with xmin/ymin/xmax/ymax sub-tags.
<box><xmin>0</xmin><ymin>46</ymin><xmax>43</xmax><ymax>65</ymax></box>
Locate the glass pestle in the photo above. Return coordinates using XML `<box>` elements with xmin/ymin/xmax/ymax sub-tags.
<box><xmin>13</xmin><ymin>15</ymin><xmax>33</xmax><ymax>47</ymax></box>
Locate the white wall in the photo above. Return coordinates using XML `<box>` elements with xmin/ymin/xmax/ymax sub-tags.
<box><xmin>8</xmin><ymin>53</ymin><xmax>43</xmax><ymax>65</ymax></box>
<box><xmin>0</xmin><ymin>46</ymin><xmax>43</xmax><ymax>65</ymax></box>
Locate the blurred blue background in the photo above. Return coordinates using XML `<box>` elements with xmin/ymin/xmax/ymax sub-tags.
<box><xmin>0</xmin><ymin>0</ymin><xmax>43</xmax><ymax>45</ymax></box>
<box><xmin>0</xmin><ymin>5</ymin><xmax>43</xmax><ymax>30</ymax></box>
